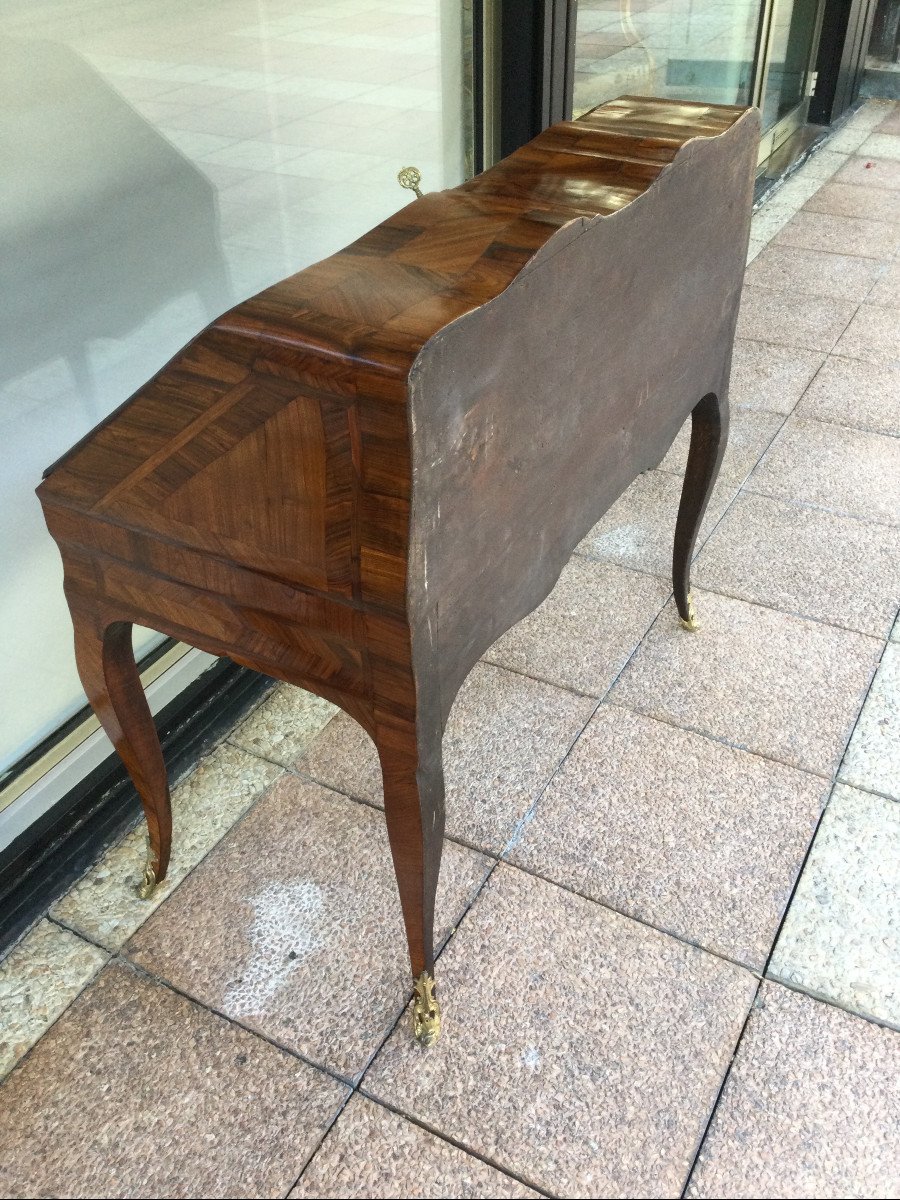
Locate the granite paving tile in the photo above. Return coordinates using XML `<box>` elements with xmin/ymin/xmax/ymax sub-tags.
<box><xmin>835</xmin><ymin>154</ymin><xmax>900</xmax><ymax>190</ymax></box>
<box><xmin>51</xmin><ymin>743</ymin><xmax>283</xmax><ymax>952</ymax></box>
<box><xmin>7</xmin><ymin>93</ymin><xmax>899</xmax><ymax>1200</ymax></box>
<box><xmin>0</xmin><ymin>961</ymin><xmax>348</xmax><ymax>1200</ymax></box>
<box><xmin>762</xmin><ymin>169</ymin><xmax>826</xmax><ymax>212</ymax></box>
<box><xmin>364</xmin><ymin>865</ymin><xmax>757</xmax><ymax>1200</ymax></box>
<box><xmin>824</xmin><ymin>123</ymin><xmax>873</xmax><ymax>154</ymax></box>
<box><xmin>867</xmin><ymin>258</ymin><xmax>900</xmax><ymax>307</ymax></box>
<box><xmin>877</xmin><ymin>108</ymin><xmax>900</xmax><ymax>136</ymax></box>
<box><xmin>609</xmin><ymin>590</ymin><xmax>881</xmax><ymax>777</ymax></box>
<box><xmin>127</xmin><ymin>776</ymin><xmax>490</xmax><ymax>1079</ymax></box>
<box><xmin>0</xmin><ymin>920</ymin><xmax>107</xmax><ymax>1080</ymax></box>
<box><xmin>483</xmin><ymin>558</ymin><xmax>669</xmax><ymax>696</ymax></box>
<box><xmin>797</xmin><ymin>148</ymin><xmax>848</xmax><ymax>180</ymax></box>
<box><xmin>858</xmin><ymin>132</ymin><xmax>900</xmax><ymax>161</ymax></box>
<box><xmin>773</xmin><ymin>210</ymin><xmax>900</xmax><ymax>258</ymax></box>
<box><xmin>744</xmin><ymin>243</ymin><xmax>883</xmax><ymax>301</ymax></box>
<box><xmin>749</xmin><ymin>204</ymin><xmax>793</xmax><ymax>244</ymax></box>
<box><xmin>576</xmin><ymin>469</ymin><xmax>736</xmax><ymax>578</ymax></box>
<box><xmin>290</xmin><ymin>1094</ymin><xmax>539</xmax><ymax>1199</ymax></box>
<box><xmin>845</xmin><ymin>100</ymin><xmax>896</xmax><ymax>131</ymax></box>
<box><xmin>727</xmin><ymin>339</ymin><xmax>825</xmax><ymax>414</ymax></box>
<box><xmin>657</xmin><ymin>406</ymin><xmax>783</xmax><ymax>486</ymax></box>
<box><xmin>804</xmin><ymin>180</ymin><xmax>900</xmax><ymax>222</ymax></box>
<box><xmin>833</xmin><ymin>303</ymin><xmax>900</xmax><ymax>366</ymax></box>
<box><xmin>748</xmin><ymin>417</ymin><xmax>900</xmax><ymax>525</ymax></box>
<box><xmin>769</xmin><ymin>785</ymin><xmax>899</xmax><ymax>1025</ymax></box>
<box><xmin>508</xmin><ymin>706</ymin><xmax>825</xmax><ymax>968</ymax></box>
<box><xmin>688</xmin><ymin>982</ymin><xmax>900</xmax><ymax>1199</ymax></box>
<box><xmin>840</xmin><ymin>642</ymin><xmax>900</xmax><ymax>799</ymax></box>
<box><xmin>298</xmin><ymin>662</ymin><xmax>594</xmax><ymax>855</ymax></box>
<box><xmin>735</xmin><ymin>286</ymin><xmax>857</xmax><ymax>351</ymax></box>
<box><xmin>694</xmin><ymin>492</ymin><xmax>900</xmax><ymax>637</ymax></box>
<box><xmin>795</xmin><ymin>354</ymin><xmax>900</xmax><ymax>436</ymax></box>
<box><xmin>229</xmin><ymin>682</ymin><xmax>337</xmax><ymax>768</ymax></box>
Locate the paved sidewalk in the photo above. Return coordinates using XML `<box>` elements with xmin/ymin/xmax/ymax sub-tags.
<box><xmin>1</xmin><ymin>100</ymin><xmax>899</xmax><ymax>1199</ymax></box>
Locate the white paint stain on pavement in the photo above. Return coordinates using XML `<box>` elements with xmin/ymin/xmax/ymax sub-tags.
<box><xmin>225</xmin><ymin>879</ymin><xmax>328</xmax><ymax>1017</ymax></box>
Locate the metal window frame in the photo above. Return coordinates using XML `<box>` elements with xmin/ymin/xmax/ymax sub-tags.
<box><xmin>810</xmin><ymin>0</ymin><xmax>880</xmax><ymax>125</ymax></box>
<box><xmin>0</xmin><ymin>640</ymin><xmax>195</xmax><ymax>814</ymax></box>
<box><xmin>496</xmin><ymin>0</ymin><xmax>575</xmax><ymax>158</ymax></box>
<box><xmin>753</xmin><ymin>0</ymin><xmax>828</xmax><ymax>166</ymax></box>
<box><xmin>0</xmin><ymin>652</ymin><xmax>271</xmax><ymax>952</ymax></box>
<box><xmin>516</xmin><ymin>0</ymin><xmax>835</xmax><ymax>174</ymax></box>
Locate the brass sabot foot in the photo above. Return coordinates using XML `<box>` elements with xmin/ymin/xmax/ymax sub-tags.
<box><xmin>412</xmin><ymin>972</ymin><xmax>441</xmax><ymax>1046</ymax></box>
<box><xmin>679</xmin><ymin>592</ymin><xmax>699</xmax><ymax>632</ymax></box>
<box><xmin>136</xmin><ymin>855</ymin><xmax>159</xmax><ymax>900</ymax></box>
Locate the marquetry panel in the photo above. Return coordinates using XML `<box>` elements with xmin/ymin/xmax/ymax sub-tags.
<box><xmin>37</xmin><ymin>95</ymin><xmax>759</xmax><ymax>1017</ymax></box>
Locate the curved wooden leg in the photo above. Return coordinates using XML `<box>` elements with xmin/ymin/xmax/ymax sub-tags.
<box><xmin>71</xmin><ymin>607</ymin><xmax>171</xmax><ymax>897</ymax></box>
<box><xmin>673</xmin><ymin>391</ymin><xmax>729</xmax><ymax>631</ymax></box>
<box><xmin>377</xmin><ymin>715</ymin><xmax>445</xmax><ymax>1046</ymax></box>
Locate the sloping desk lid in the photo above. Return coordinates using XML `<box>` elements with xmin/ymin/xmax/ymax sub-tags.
<box><xmin>40</xmin><ymin>95</ymin><xmax>752</xmax><ymax>511</ymax></box>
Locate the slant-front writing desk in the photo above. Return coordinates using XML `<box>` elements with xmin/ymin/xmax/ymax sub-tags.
<box><xmin>38</xmin><ymin>96</ymin><xmax>759</xmax><ymax>1045</ymax></box>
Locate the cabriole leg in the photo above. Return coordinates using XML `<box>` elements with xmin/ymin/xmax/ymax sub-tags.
<box><xmin>71</xmin><ymin>608</ymin><xmax>172</xmax><ymax>898</ymax></box>
<box><xmin>377</xmin><ymin>718</ymin><xmax>446</xmax><ymax>1046</ymax></box>
<box><xmin>673</xmin><ymin>391</ymin><xmax>729</xmax><ymax>631</ymax></box>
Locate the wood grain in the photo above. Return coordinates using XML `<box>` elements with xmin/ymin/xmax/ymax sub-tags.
<box><xmin>37</xmin><ymin>96</ymin><xmax>759</xmax><ymax>1016</ymax></box>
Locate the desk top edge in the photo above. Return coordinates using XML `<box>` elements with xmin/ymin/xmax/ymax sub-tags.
<box><xmin>210</xmin><ymin>96</ymin><xmax>757</xmax><ymax>357</ymax></box>
<box><xmin>38</xmin><ymin>96</ymin><xmax>758</xmax><ymax>492</ymax></box>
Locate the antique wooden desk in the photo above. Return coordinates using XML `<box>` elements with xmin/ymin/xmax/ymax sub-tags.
<box><xmin>38</xmin><ymin>96</ymin><xmax>758</xmax><ymax>1045</ymax></box>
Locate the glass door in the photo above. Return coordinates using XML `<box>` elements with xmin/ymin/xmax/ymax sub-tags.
<box><xmin>571</xmin><ymin>0</ymin><xmax>766</xmax><ymax>117</ymax></box>
<box><xmin>568</xmin><ymin>0</ymin><xmax>825</xmax><ymax>172</ymax></box>
<box><xmin>756</xmin><ymin>0</ymin><xmax>826</xmax><ymax>161</ymax></box>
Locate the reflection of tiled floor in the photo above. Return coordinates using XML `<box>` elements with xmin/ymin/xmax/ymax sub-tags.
<box><xmin>572</xmin><ymin>0</ymin><xmax>763</xmax><ymax>115</ymax></box>
<box><xmin>49</xmin><ymin>0</ymin><xmax>456</xmax><ymax>306</ymax></box>
<box><xmin>1</xmin><ymin>101</ymin><xmax>899</xmax><ymax>1198</ymax></box>
<box><xmin>3</xmin><ymin>0</ymin><xmax>462</xmax><ymax>772</ymax></box>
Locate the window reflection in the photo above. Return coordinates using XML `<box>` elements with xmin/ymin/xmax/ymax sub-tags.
<box><xmin>0</xmin><ymin>1</ymin><xmax>471</xmax><ymax>775</ymax></box>
<box><xmin>574</xmin><ymin>0</ymin><xmax>762</xmax><ymax>116</ymax></box>
<box><xmin>760</xmin><ymin>0</ymin><xmax>819</xmax><ymax>129</ymax></box>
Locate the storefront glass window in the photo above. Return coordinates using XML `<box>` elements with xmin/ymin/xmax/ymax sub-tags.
<box><xmin>573</xmin><ymin>0</ymin><xmax>764</xmax><ymax>116</ymax></box>
<box><xmin>760</xmin><ymin>0</ymin><xmax>820</xmax><ymax>129</ymax></box>
<box><xmin>0</xmin><ymin>1</ymin><xmax>473</xmax><ymax>780</ymax></box>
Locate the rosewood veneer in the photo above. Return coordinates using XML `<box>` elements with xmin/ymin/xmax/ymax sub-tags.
<box><xmin>38</xmin><ymin>96</ymin><xmax>759</xmax><ymax>1045</ymax></box>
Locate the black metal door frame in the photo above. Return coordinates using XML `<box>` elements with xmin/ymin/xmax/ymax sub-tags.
<box><xmin>810</xmin><ymin>0</ymin><xmax>880</xmax><ymax>124</ymax></box>
<box><xmin>494</xmin><ymin>0</ymin><xmax>576</xmax><ymax>159</ymax></box>
<box><xmin>488</xmin><ymin>0</ymin><xmax>869</xmax><ymax>168</ymax></box>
